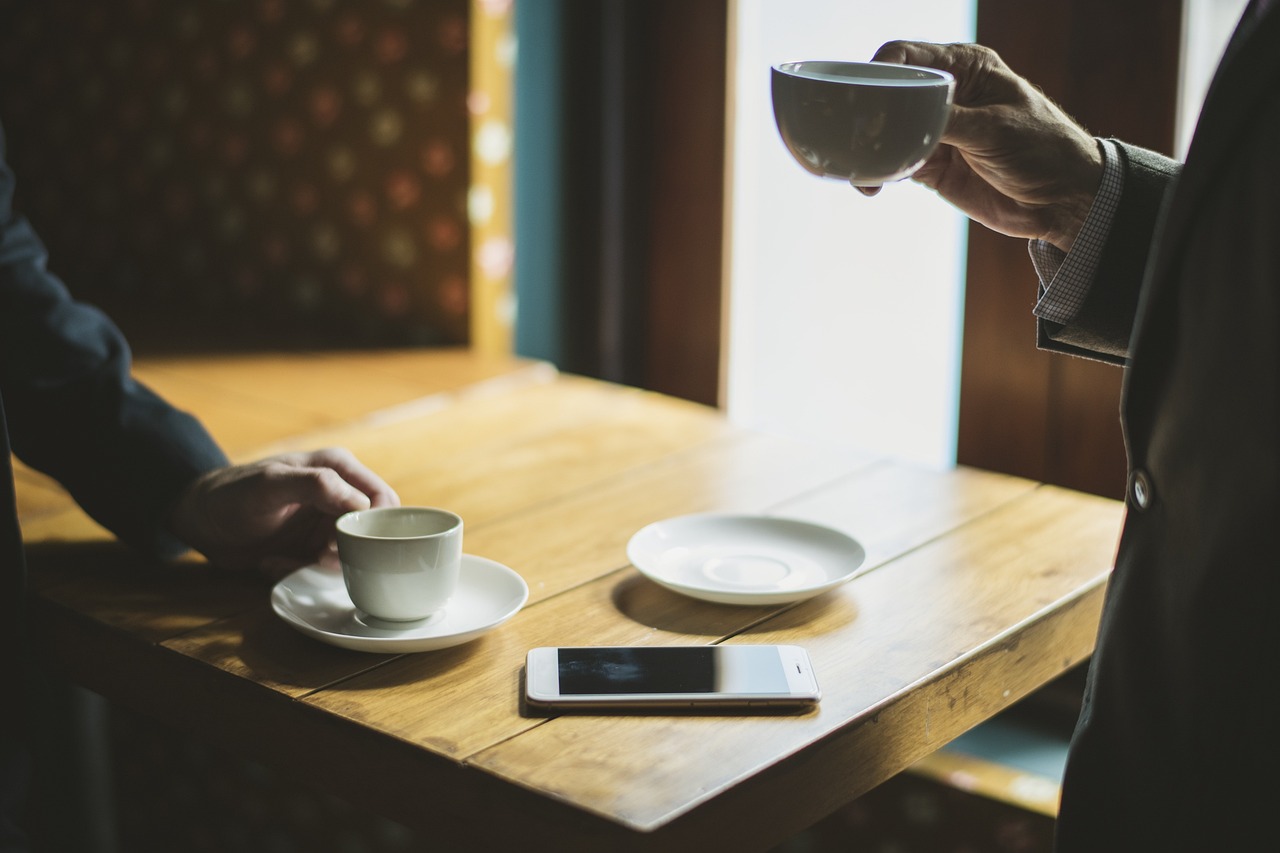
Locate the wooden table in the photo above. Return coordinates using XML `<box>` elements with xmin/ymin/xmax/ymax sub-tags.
<box><xmin>17</xmin><ymin>348</ymin><xmax>1123</xmax><ymax>851</ymax></box>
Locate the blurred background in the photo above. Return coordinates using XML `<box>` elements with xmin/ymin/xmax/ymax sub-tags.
<box><xmin>0</xmin><ymin>0</ymin><xmax>1247</xmax><ymax>850</ymax></box>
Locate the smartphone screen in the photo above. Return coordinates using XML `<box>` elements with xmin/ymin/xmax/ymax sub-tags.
<box><xmin>524</xmin><ymin>645</ymin><xmax>820</xmax><ymax>710</ymax></box>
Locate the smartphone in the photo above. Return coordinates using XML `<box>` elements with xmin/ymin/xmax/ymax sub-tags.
<box><xmin>524</xmin><ymin>644</ymin><xmax>821</xmax><ymax>710</ymax></box>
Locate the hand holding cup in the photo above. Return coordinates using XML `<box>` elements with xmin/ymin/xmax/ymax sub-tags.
<box><xmin>860</xmin><ymin>41</ymin><xmax>1105</xmax><ymax>250</ymax></box>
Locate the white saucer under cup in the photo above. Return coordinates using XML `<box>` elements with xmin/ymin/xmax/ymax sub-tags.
<box><xmin>627</xmin><ymin>514</ymin><xmax>866</xmax><ymax>606</ymax></box>
<box><xmin>270</xmin><ymin>556</ymin><xmax>529</xmax><ymax>654</ymax></box>
<box><xmin>353</xmin><ymin>608</ymin><xmax>446</xmax><ymax>632</ymax></box>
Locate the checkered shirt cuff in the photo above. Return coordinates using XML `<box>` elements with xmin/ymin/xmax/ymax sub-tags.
<box><xmin>1030</xmin><ymin>139</ymin><xmax>1124</xmax><ymax>325</ymax></box>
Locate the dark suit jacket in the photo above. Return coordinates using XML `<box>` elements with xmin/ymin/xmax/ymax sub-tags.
<box><xmin>1040</xmin><ymin>5</ymin><xmax>1280</xmax><ymax>850</ymax></box>
<box><xmin>0</xmin><ymin>117</ymin><xmax>229</xmax><ymax>623</ymax></box>
<box><xmin>1</xmin><ymin>122</ymin><xmax>227</xmax><ymax>847</ymax></box>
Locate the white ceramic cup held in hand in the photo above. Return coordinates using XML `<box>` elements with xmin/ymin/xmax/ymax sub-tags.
<box><xmin>335</xmin><ymin>506</ymin><xmax>463</xmax><ymax>622</ymax></box>
<box><xmin>771</xmin><ymin>60</ymin><xmax>955</xmax><ymax>186</ymax></box>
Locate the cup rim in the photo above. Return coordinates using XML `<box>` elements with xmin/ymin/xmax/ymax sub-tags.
<box><xmin>772</xmin><ymin>59</ymin><xmax>954</xmax><ymax>86</ymax></box>
<box><xmin>336</xmin><ymin>506</ymin><xmax>463</xmax><ymax>540</ymax></box>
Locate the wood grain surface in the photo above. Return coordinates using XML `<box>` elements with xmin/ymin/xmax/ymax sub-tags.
<box><xmin>17</xmin><ymin>349</ymin><xmax>1123</xmax><ymax>851</ymax></box>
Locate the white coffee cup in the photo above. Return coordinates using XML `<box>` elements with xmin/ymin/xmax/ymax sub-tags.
<box><xmin>335</xmin><ymin>506</ymin><xmax>463</xmax><ymax>622</ymax></box>
<box><xmin>772</xmin><ymin>60</ymin><xmax>955</xmax><ymax>186</ymax></box>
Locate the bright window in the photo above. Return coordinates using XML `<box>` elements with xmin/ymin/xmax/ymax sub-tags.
<box><xmin>1178</xmin><ymin>0</ymin><xmax>1250</xmax><ymax>156</ymax></box>
<box><xmin>725</xmin><ymin>0</ymin><xmax>976</xmax><ymax>469</ymax></box>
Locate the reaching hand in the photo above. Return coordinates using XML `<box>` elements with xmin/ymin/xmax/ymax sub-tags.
<box><xmin>866</xmin><ymin>42</ymin><xmax>1104</xmax><ymax>252</ymax></box>
<box><xmin>168</xmin><ymin>447</ymin><xmax>400</xmax><ymax>576</ymax></box>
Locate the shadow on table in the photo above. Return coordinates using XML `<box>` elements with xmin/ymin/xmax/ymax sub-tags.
<box><xmin>610</xmin><ymin>571</ymin><xmax>860</xmax><ymax>637</ymax></box>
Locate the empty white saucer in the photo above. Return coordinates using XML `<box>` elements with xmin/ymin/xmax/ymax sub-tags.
<box><xmin>627</xmin><ymin>514</ymin><xmax>866</xmax><ymax>605</ymax></box>
<box><xmin>271</xmin><ymin>555</ymin><xmax>529</xmax><ymax>653</ymax></box>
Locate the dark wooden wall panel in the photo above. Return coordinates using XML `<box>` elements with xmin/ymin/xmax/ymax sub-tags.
<box><xmin>643</xmin><ymin>0</ymin><xmax>727</xmax><ymax>407</ymax></box>
<box><xmin>959</xmin><ymin>0</ymin><xmax>1182</xmax><ymax>498</ymax></box>
<box><xmin>552</xmin><ymin>0</ymin><xmax>725</xmax><ymax>408</ymax></box>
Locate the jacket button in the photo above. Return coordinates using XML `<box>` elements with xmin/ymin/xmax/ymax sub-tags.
<box><xmin>1129</xmin><ymin>469</ymin><xmax>1154</xmax><ymax>510</ymax></box>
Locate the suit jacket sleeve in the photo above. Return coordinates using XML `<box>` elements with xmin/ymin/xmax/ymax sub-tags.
<box><xmin>1036</xmin><ymin>141</ymin><xmax>1183</xmax><ymax>364</ymax></box>
<box><xmin>0</xmin><ymin>123</ymin><xmax>228</xmax><ymax>558</ymax></box>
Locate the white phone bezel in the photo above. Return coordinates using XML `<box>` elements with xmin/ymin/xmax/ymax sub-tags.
<box><xmin>524</xmin><ymin>645</ymin><xmax>821</xmax><ymax>709</ymax></box>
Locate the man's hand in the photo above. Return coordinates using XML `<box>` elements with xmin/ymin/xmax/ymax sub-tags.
<box><xmin>169</xmin><ymin>447</ymin><xmax>399</xmax><ymax>576</ymax></box>
<box><xmin>865</xmin><ymin>42</ymin><xmax>1104</xmax><ymax>252</ymax></box>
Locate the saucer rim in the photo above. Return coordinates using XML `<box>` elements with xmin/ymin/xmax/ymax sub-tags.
<box><xmin>271</xmin><ymin>554</ymin><xmax>529</xmax><ymax>653</ymax></box>
<box><xmin>626</xmin><ymin>512</ymin><xmax>866</xmax><ymax>606</ymax></box>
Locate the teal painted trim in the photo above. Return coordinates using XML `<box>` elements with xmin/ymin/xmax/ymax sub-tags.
<box><xmin>513</xmin><ymin>0</ymin><xmax>565</xmax><ymax>365</ymax></box>
<box><xmin>943</xmin><ymin>715</ymin><xmax>1070</xmax><ymax>783</ymax></box>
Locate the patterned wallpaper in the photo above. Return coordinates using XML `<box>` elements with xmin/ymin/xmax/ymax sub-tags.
<box><xmin>0</xmin><ymin>0</ymin><xmax>512</xmax><ymax>350</ymax></box>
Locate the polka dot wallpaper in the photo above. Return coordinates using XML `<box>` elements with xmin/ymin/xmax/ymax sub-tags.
<box><xmin>0</xmin><ymin>0</ymin><xmax>512</xmax><ymax>350</ymax></box>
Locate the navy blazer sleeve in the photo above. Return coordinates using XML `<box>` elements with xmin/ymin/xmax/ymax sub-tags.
<box><xmin>0</xmin><ymin>122</ymin><xmax>228</xmax><ymax>558</ymax></box>
<box><xmin>1037</xmin><ymin>141</ymin><xmax>1183</xmax><ymax>363</ymax></box>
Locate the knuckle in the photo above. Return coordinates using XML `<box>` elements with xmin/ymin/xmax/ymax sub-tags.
<box><xmin>316</xmin><ymin>446</ymin><xmax>356</xmax><ymax>466</ymax></box>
